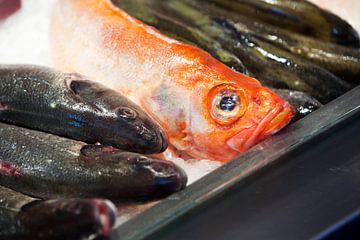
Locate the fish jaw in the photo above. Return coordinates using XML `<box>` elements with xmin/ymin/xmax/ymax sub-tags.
<box><xmin>227</xmin><ymin>101</ymin><xmax>294</xmax><ymax>153</ymax></box>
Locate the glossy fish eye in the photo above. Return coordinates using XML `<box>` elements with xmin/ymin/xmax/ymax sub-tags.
<box><xmin>207</xmin><ymin>84</ymin><xmax>247</xmax><ymax>126</ymax></box>
<box><xmin>212</xmin><ymin>91</ymin><xmax>241</xmax><ymax>119</ymax></box>
<box><xmin>117</xmin><ymin>107</ymin><xmax>137</xmax><ymax>120</ymax></box>
<box><xmin>219</xmin><ymin>94</ymin><xmax>239</xmax><ymax>112</ymax></box>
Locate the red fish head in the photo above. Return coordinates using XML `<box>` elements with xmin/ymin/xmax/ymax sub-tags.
<box><xmin>188</xmin><ymin>75</ymin><xmax>295</xmax><ymax>162</ymax></box>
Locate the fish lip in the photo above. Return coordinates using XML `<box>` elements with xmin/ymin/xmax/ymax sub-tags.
<box><xmin>227</xmin><ymin>102</ymin><xmax>293</xmax><ymax>153</ymax></box>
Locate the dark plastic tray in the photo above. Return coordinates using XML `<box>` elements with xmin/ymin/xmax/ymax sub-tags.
<box><xmin>110</xmin><ymin>86</ymin><xmax>360</xmax><ymax>240</ymax></box>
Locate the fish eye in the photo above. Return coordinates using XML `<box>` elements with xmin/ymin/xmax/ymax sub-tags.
<box><xmin>212</xmin><ymin>91</ymin><xmax>241</xmax><ymax>119</ymax></box>
<box><xmin>117</xmin><ymin>107</ymin><xmax>137</xmax><ymax>120</ymax></box>
<box><xmin>207</xmin><ymin>84</ymin><xmax>247</xmax><ymax>126</ymax></box>
<box><xmin>219</xmin><ymin>94</ymin><xmax>239</xmax><ymax>112</ymax></box>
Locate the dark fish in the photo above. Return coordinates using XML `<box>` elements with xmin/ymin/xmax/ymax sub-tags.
<box><xmin>203</xmin><ymin>0</ymin><xmax>360</xmax><ymax>48</ymax></box>
<box><xmin>0</xmin><ymin>185</ymin><xmax>117</xmax><ymax>240</ymax></box>
<box><xmin>188</xmin><ymin>4</ymin><xmax>360</xmax><ymax>87</ymax></box>
<box><xmin>115</xmin><ymin>0</ymin><xmax>350</xmax><ymax>103</ymax></box>
<box><xmin>271</xmin><ymin>89</ymin><xmax>323</xmax><ymax>122</ymax></box>
<box><xmin>0</xmin><ymin>64</ymin><xmax>167</xmax><ymax>154</ymax></box>
<box><xmin>231</xmin><ymin>21</ymin><xmax>360</xmax><ymax>87</ymax></box>
<box><xmin>213</xmin><ymin>18</ymin><xmax>351</xmax><ymax>103</ymax></box>
<box><xmin>0</xmin><ymin>122</ymin><xmax>187</xmax><ymax>200</ymax></box>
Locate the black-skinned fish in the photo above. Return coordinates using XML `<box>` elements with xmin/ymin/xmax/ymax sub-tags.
<box><xmin>0</xmin><ymin>64</ymin><xmax>167</xmax><ymax>154</ymax></box>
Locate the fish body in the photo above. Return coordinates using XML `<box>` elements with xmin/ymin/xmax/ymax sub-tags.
<box><xmin>0</xmin><ymin>185</ymin><xmax>117</xmax><ymax>240</ymax></box>
<box><xmin>0</xmin><ymin>64</ymin><xmax>167</xmax><ymax>154</ymax></box>
<box><xmin>50</xmin><ymin>0</ymin><xmax>294</xmax><ymax>162</ymax></box>
<box><xmin>0</xmin><ymin>122</ymin><xmax>187</xmax><ymax>200</ymax></box>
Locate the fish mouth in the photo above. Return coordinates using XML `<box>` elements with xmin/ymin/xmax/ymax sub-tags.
<box><xmin>227</xmin><ymin>102</ymin><xmax>294</xmax><ymax>153</ymax></box>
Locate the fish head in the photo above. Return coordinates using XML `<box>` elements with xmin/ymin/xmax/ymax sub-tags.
<box><xmin>97</xmin><ymin>99</ymin><xmax>169</xmax><ymax>154</ymax></box>
<box><xmin>188</xmin><ymin>72</ymin><xmax>294</xmax><ymax>162</ymax></box>
<box><xmin>67</xmin><ymin>76</ymin><xmax>168</xmax><ymax>154</ymax></box>
<box><xmin>109</xmin><ymin>103</ymin><xmax>168</xmax><ymax>154</ymax></box>
<box><xmin>80</xmin><ymin>145</ymin><xmax>187</xmax><ymax>199</ymax></box>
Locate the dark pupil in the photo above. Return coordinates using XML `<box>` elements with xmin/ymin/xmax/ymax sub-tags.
<box><xmin>219</xmin><ymin>96</ymin><xmax>236</xmax><ymax>112</ymax></box>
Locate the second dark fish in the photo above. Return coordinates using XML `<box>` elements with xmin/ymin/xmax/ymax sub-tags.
<box><xmin>0</xmin><ymin>122</ymin><xmax>187</xmax><ymax>201</ymax></box>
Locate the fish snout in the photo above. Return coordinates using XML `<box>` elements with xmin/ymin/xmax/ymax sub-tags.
<box><xmin>151</xmin><ymin>160</ymin><xmax>188</xmax><ymax>194</ymax></box>
<box><xmin>116</xmin><ymin>106</ymin><xmax>168</xmax><ymax>153</ymax></box>
<box><xmin>108</xmin><ymin>109</ymin><xmax>168</xmax><ymax>154</ymax></box>
<box><xmin>136</xmin><ymin>158</ymin><xmax>188</xmax><ymax>198</ymax></box>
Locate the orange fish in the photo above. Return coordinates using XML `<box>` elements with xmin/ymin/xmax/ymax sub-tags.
<box><xmin>50</xmin><ymin>0</ymin><xmax>294</xmax><ymax>162</ymax></box>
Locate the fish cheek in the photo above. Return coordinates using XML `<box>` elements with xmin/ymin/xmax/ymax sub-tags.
<box><xmin>141</xmin><ymin>83</ymin><xmax>190</xmax><ymax>138</ymax></box>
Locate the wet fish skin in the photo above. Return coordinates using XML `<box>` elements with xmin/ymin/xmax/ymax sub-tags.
<box><xmin>204</xmin><ymin>0</ymin><xmax>360</xmax><ymax>48</ymax></box>
<box><xmin>0</xmin><ymin>122</ymin><xmax>187</xmax><ymax>200</ymax></box>
<box><xmin>0</xmin><ymin>64</ymin><xmax>167</xmax><ymax>154</ymax></box>
<box><xmin>271</xmin><ymin>89</ymin><xmax>323</xmax><ymax>122</ymax></box>
<box><xmin>213</xmin><ymin>19</ymin><xmax>350</xmax><ymax>103</ymax></box>
<box><xmin>176</xmin><ymin>0</ymin><xmax>351</xmax><ymax>103</ymax></box>
<box><xmin>192</xmin><ymin>4</ymin><xmax>360</xmax><ymax>87</ymax></box>
<box><xmin>230</xmin><ymin>20</ymin><xmax>360</xmax><ymax>87</ymax></box>
<box><xmin>0</xmin><ymin>186</ymin><xmax>33</xmax><ymax>239</ymax></box>
<box><xmin>0</xmin><ymin>185</ymin><xmax>117</xmax><ymax>240</ymax></box>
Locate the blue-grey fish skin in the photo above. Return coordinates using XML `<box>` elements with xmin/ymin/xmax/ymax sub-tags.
<box><xmin>0</xmin><ymin>185</ymin><xmax>117</xmax><ymax>240</ymax></box>
<box><xmin>0</xmin><ymin>122</ymin><xmax>187</xmax><ymax>200</ymax></box>
<box><xmin>0</xmin><ymin>64</ymin><xmax>167</xmax><ymax>154</ymax></box>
